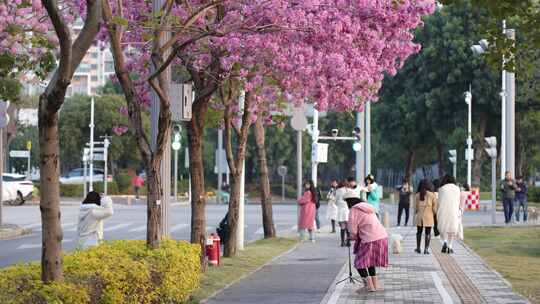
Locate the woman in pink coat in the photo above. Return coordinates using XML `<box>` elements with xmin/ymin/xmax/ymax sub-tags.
<box><xmin>348</xmin><ymin>201</ymin><xmax>388</xmax><ymax>293</ymax></box>
<box><xmin>298</xmin><ymin>180</ymin><xmax>317</xmax><ymax>242</ymax></box>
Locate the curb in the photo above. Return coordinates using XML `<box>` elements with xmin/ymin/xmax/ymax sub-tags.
<box><xmin>199</xmin><ymin>240</ymin><xmax>301</xmax><ymax>304</ymax></box>
<box><xmin>0</xmin><ymin>224</ymin><xmax>31</xmax><ymax>240</ymax></box>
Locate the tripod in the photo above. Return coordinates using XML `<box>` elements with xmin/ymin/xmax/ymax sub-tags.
<box><xmin>336</xmin><ymin>239</ymin><xmax>362</xmax><ymax>285</ymax></box>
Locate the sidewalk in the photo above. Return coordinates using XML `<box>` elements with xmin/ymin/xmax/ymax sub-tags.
<box><xmin>205</xmin><ymin>226</ymin><xmax>530</xmax><ymax>304</ymax></box>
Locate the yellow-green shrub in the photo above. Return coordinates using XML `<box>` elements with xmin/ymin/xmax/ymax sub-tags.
<box><xmin>0</xmin><ymin>239</ymin><xmax>201</xmax><ymax>304</ymax></box>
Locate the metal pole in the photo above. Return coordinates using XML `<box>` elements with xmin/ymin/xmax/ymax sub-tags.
<box><xmin>0</xmin><ymin>128</ymin><xmax>3</xmax><ymax>226</ymax></box>
<box><xmin>89</xmin><ymin>97</ymin><xmax>95</xmax><ymax>191</ymax></box>
<box><xmin>359</xmin><ymin>110</ymin><xmax>366</xmax><ymax>182</ymax></box>
<box><xmin>151</xmin><ymin>0</ymin><xmax>171</xmax><ymax>236</ymax></box>
<box><xmin>297</xmin><ymin>130</ymin><xmax>302</xmax><ymax>199</ymax></box>
<box><xmin>505</xmin><ymin>28</ymin><xmax>516</xmax><ymax>179</ymax></box>
<box><xmin>174</xmin><ymin>148</ymin><xmax>178</xmax><ymax>201</ymax></box>
<box><xmin>491</xmin><ymin>156</ymin><xmax>497</xmax><ymax>224</ymax></box>
<box><xmin>355</xmin><ymin>112</ymin><xmax>362</xmax><ymax>183</ymax></box>
<box><xmin>27</xmin><ymin>149</ymin><xmax>31</xmax><ymax>180</ymax></box>
<box><xmin>500</xmin><ymin>20</ymin><xmax>507</xmax><ymax>180</ymax></box>
<box><xmin>311</xmin><ymin>109</ymin><xmax>319</xmax><ymax>187</ymax></box>
<box><xmin>453</xmin><ymin>163</ymin><xmax>457</xmax><ymax>180</ymax></box>
<box><xmin>104</xmin><ymin>138</ymin><xmax>109</xmax><ymax>195</ymax></box>
<box><xmin>282</xmin><ymin>175</ymin><xmax>285</xmax><ymax>203</ymax></box>
<box><xmin>185</xmin><ymin>147</ymin><xmax>191</xmax><ymax>202</ymax></box>
<box><xmin>365</xmin><ymin>102</ymin><xmax>371</xmax><ymax>175</ymax></box>
<box><xmin>83</xmin><ymin>158</ymin><xmax>87</xmax><ymax>196</ymax></box>
<box><xmin>217</xmin><ymin>129</ymin><xmax>223</xmax><ymax>203</ymax></box>
<box><xmin>237</xmin><ymin>90</ymin><xmax>245</xmax><ymax>251</ymax></box>
<box><xmin>467</xmin><ymin>86</ymin><xmax>472</xmax><ymax>186</ymax></box>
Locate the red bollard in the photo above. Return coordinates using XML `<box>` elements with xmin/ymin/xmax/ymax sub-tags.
<box><xmin>206</xmin><ymin>233</ymin><xmax>220</xmax><ymax>266</ymax></box>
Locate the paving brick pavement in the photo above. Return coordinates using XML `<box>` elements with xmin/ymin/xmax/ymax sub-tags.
<box><xmin>327</xmin><ymin>226</ymin><xmax>530</xmax><ymax>304</ymax></box>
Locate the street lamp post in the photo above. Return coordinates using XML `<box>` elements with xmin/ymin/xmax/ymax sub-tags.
<box><xmin>464</xmin><ymin>88</ymin><xmax>473</xmax><ymax>186</ymax></box>
<box><xmin>485</xmin><ymin>137</ymin><xmax>498</xmax><ymax>224</ymax></box>
<box><xmin>172</xmin><ymin>125</ymin><xmax>181</xmax><ymax>202</ymax></box>
<box><xmin>471</xmin><ymin>21</ymin><xmax>516</xmax><ymax>179</ymax></box>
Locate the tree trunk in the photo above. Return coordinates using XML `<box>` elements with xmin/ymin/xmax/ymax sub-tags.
<box><xmin>145</xmin><ymin>163</ymin><xmax>162</xmax><ymax>248</ymax></box>
<box><xmin>188</xmin><ymin>99</ymin><xmax>208</xmax><ymax>260</ymax></box>
<box><xmin>404</xmin><ymin>149</ymin><xmax>415</xmax><ymax>182</ymax></box>
<box><xmin>39</xmin><ymin>106</ymin><xmax>63</xmax><ymax>282</ymax></box>
<box><xmin>254</xmin><ymin>115</ymin><xmax>276</xmax><ymax>238</ymax></box>
<box><xmin>472</xmin><ymin>112</ymin><xmax>488</xmax><ymax>187</ymax></box>
<box><xmin>223</xmin><ymin>170</ymin><xmax>242</xmax><ymax>257</ymax></box>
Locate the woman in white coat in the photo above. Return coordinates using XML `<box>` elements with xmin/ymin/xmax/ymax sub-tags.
<box><xmin>335</xmin><ymin>180</ymin><xmax>350</xmax><ymax>247</ymax></box>
<box><xmin>77</xmin><ymin>191</ymin><xmax>114</xmax><ymax>249</ymax></box>
<box><xmin>436</xmin><ymin>175</ymin><xmax>461</xmax><ymax>254</ymax></box>
<box><xmin>326</xmin><ymin>180</ymin><xmax>338</xmax><ymax>233</ymax></box>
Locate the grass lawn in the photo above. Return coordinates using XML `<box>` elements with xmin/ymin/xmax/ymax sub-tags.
<box><xmin>188</xmin><ymin>237</ymin><xmax>297</xmax><ymax>303</ymax></box>
<box><xmin>464</xmin><ymin>226</ymin><xmax>540</xmax><ymax>304</ymax></box>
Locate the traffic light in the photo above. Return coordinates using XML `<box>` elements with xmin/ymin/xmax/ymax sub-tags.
<box><xmin>172</xmin><ymin>124</ymin><xmax>181</xmax><ymax>151</ymax></box>
<box><xmin>0</xmin><ymin>100</ymin><xmax>10</xmax><ymax>128</ymax></box>
<box><xmin>448</xmin><ymin>149</ymin><xmax>457</xmax><ymax>164</ymax></box>
<box><xmin>352</xmin><ymin>126</ymin><xmax>361</xmax><ymax>152</ymax></box>
<box><xmin>484</xmin><ymin>137</ymin><xmax>497</xmax><ymax>158</ymax></box>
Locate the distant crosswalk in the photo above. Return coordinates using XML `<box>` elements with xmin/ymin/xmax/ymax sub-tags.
<box><xmin>13</xmin><ymin>221</ymin><xmax>303</xmax><ymax>251</ymax></box>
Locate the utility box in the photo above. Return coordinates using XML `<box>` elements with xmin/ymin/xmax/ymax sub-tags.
<box><xmin>171</xmin><ymin>83</ymin><xmax>193</xmax><ymax>121</ymax></box>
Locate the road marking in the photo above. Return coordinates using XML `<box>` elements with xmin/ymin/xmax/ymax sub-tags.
<box><xmin>104</xmin><ymin>223</ymin><xmax>131</xmax><ymax>232</ymax></box>
<box><xmin>431</xmin><ymin>271</ymin><xmax>454</xmax><ymax>304</ymax></box>
<box><xmin>129</xmin><ymin>225</ymin><xmax>146</xmax><ymax>232</ymax></box>
<box><xmin>17</xmin><ymin>238</ymin><xmax>74</xmax><ymax>250</ymax></box>
<box><xmin>170</xmin><ymin>224</ymin><xmax>189</xmax><ymax>232</ymax></box>
<box><xmin>33</xmin><ymin>221</ymin><xmax>76</xmax><ymax>232</ymax></box>
<box><xmin>23</xmin><ymin>222</ymin><xmax>42</xmax><ymax>229</ymax></box>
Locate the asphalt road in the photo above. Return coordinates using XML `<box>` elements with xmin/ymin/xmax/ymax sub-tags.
<box><xmin>0</xmin><ymin>199</ymin><xmax>503</xmax><ymax>268</ymax></box>
<box><xmin>0</xmin><ymin>201</ymin><xmax>307</xmax><ymax>268</ymax></box>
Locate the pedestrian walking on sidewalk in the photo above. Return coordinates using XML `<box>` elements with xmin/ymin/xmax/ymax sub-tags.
<box><xmin>458</xmin><ymin>184</ymin><xmax>470</xmax><ymax>240</ymax></box>
<box><xmin>500</xmin><ymin>171</ymin><xmax>517</xmax><ymax>224</ymax></box>
<box><xmin>315</xmin><ymin>185</ymin><xmax>322</xmax><ymax>231</ymax></box>
<box><xmin>437</xmin><ymin>175</ymin><xmax>461</xmax><ymax>254</ymax></box>
<box><xmin>414</xmin><ymin>179</ymin><xmax>437</xmax><ymax>254</ymax></box>
<box><xmin>77</xmin><ymin>191</ymin><xmax>114</xmax><ymax>249</ymax></box>
<box><xmin>131</xmin><ymin>173</ymin><xmax>144</xmax><ymax>199</ymax></box>
<box><xmin>298</xmin><ymin>180</ymin><xmax>317</xmax><ymax>242</ymax></box>
<box><xmin>336</xmin><ymin>180</ymin><xmax>350</xmax><ymax>246</ymax></box>
<box><xmin>326</xmin><ymin>180</ymin><xmax>338</xmax><ymax>233</ymax></box>
<box><xmin>397</xmin><ymin>178</ymin><xmax>412</xmax><ymax>226</ymax></box>
<box><xmin>515</xmin><ymin>176</ymin><xmax>528</xmax><ymax>222</ymax></box>
<box><xmin>348</xmin><ymin>201</ymin><xmax>388</xmax><ymax>293</ymax></box>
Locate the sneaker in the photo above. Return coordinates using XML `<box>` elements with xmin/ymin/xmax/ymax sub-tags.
<box><xmin>448</xmin><ymin>248</ymin><xmax>454</xmax><ymax>254</ymax></box>
<box><xmin>414</xmin><ymin>248</ymin><xmax>421</xmax><ymax>254</ymax></box>
<box><xmin>424</xmin><ymin>249</ymin><xmax>430</xmax><ymax>255</ymax></box>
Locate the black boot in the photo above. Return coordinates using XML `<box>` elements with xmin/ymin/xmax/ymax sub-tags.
<box><xmin>441</xmin><ymin>242</ymin><xmax>448</xmax><ymax>253</ymax></box>
<box><xmin>340</xmin><ymin>229</ymin><xmax>346</xmax><ymax>247</ymax></box>
<box><xmin>424</xmin><ymin>234</ymin><xmax>431</xmax><ymax>254</ymax></box>
<box><xmin>415</xmin><ymin>233</ymin><xmax>422</xmax><ymax>254</ymax></box>
<box><xmin>331</xmin><ymin>220</ymin><xmax>336</xmax><ymax>233</ymax></box>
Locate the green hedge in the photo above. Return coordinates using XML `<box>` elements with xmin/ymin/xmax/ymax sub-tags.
<box><xmin>0</xmin><ymin>239</ymin><xmax>201</xmax><ymax>304</ymax></box>
<box><xmin>529</xmin><ymin>187</ymin><xmax>540</xmax><ymax>202</ymax></box>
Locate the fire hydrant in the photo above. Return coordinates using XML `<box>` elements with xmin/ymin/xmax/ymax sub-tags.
<box><xmin>205</xmin><ymin>233</ymin><xmax>221</xmax><ymax>266</ymax></box>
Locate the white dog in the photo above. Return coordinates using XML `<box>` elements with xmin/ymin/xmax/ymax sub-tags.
<box><xmin>391</xmin><ymin>234</ymin><xmax>403</xmax><ymax>254</ymax></box>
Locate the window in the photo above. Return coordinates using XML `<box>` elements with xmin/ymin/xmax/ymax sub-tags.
<box><xmin>91</xmin><ymin>76</ymin><xmax>98</xmax><ymax>82</ymax></box>
<box><xmin>3</xmin><ymin>175</ymin><xmax>25</xmax><ymax>182</ymax></box>
<box><xmin>105</xmin><ymin>61</ymin><xmax>114</xmax><ymax>73</ymax></box>
<box><xmin>90</xmin><ymin>64</ymin><xmax>98</xmax><ymax>70</ymax></box>
<box><xmin>91</xmin><ymin>52</ymin><xmax>98</xmax><ymax>58</ymax></box>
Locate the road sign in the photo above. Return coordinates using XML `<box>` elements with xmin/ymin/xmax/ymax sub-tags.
<box><xmin>9</xmin><ymin>150</ymin><xmax>30</xmax><ymax>158</ymax></box>
<box><xmin>277</xmin><ymin>165</ymin><xmax>287</xmax><ymax>176</ymax></box>
<box><xmin>312</xmin><ymin>143</ymin><xmax>328</xmax><ymax>163</ymax></box>
<box><xmin>214</xmin><ymin>149</ymin><xmax>229</xmax><ymax>173</ymax></box>
<box><xmin>291</xmin><ymin>106</ymin><xmax>308</xmax><ymax>131</ymax></box>
<box><xmin>91</xmin><ymin>147</ymin><xmax>106</xmax><ymax>152</ymax></box>
<box><xmin>26</xmin><ymin>141</ymin><xmax>32</xmax><ymax>151</ymax></box>
<box><xmin>93</xmin><ymin>153</ymin><xmax>105</xmax><ymax>161</ymax></box>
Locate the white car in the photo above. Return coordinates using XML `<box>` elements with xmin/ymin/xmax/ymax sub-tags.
<box><xmin>60</xmin><ymin>168</ymin><xmax>112</xmax><ymax>184</ymax></box>
<box><xmin>2</xmin><ymin>173</ymin><xmax>34</xmax><ymax>205</ymax></box>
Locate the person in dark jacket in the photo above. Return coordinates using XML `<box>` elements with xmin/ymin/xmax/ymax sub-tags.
<box><xmin>500</xmin><ymin>171</ymin><xmax>517</xmax><ymax>224</ymax></box>
<box><xmin>515</xmin><ymin>176</ymin><xmax>528</xmax><ymax>222</ymax></box>
<box><xmin>397</xmin><ymin>179</ymin><xmax>412</xmax><ymax>226</ymax></box>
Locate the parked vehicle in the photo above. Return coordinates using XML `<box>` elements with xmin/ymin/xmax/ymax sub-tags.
<box><xmin>2</xmin><ymin>173</ymin><xmax>34</xmax><ymax>205</ymax></box>
<box><xmin>59</xmin><ymin>168</ymin><xmax>112</xmax><ymax>184</ymax></box>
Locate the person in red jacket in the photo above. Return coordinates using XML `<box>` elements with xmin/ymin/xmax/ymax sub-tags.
<box><xmin>298</xmin><ymin>180</ymin><xmax>317</xmax><ymax>242</ymax></box>
<box><xmin>132</xmin><ymin>173</ymin><xmax>144</xmax><ymax>199</ymax></box>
